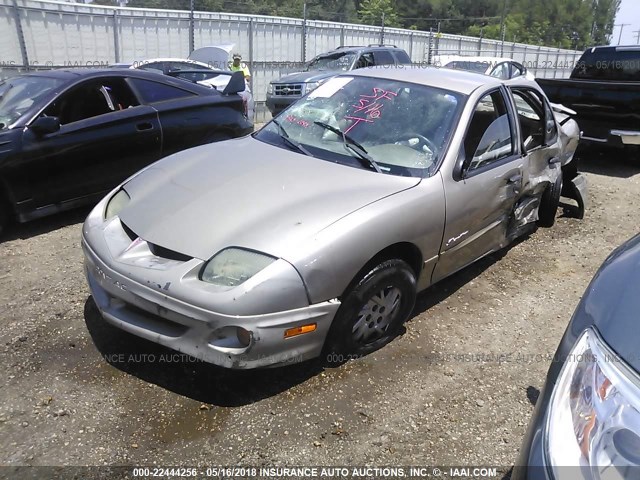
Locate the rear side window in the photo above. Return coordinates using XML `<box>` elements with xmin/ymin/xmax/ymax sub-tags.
<box><xmin>572</xmin><ymin>47</ymin><xmax>640</xmax><ymax>81</ymax></box>
<box><xmin>130</xmin><ymin>78</ymin><xmax>195</xmax><ymax>104</ymax></box>
<box><xmin>511</xmin><ymin>63</ymin><xmax>524</xmax><ymax>78</ymax></box>
<box><xmin>490</xmin><ymin>63</ymin><xmax>509</xmax><ymax>79</ymax></box>
<box><xmin>393</xmin><ymin>50</ymin><xmax>412</xmax><ymax>64</ymax></box>
<box><xmin>354</xmin><ymin>53</ymin><xmax>374</xmax><ymax>69</ymax></box>
<box><xmin>373</xmin><ymin>50</ymin><xmax>395</xmax><ymax>66</ymax></box>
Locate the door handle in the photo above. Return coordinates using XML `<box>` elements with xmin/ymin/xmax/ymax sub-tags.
<box><xmin>507</xmin><ymin>174</ymin><xmax>522</xmax><ymax>184</ymax></box>
<box><xmin>136</xmin><ymin>122</ymin><xmax>153</xmax><ymax>131</ymax></box>
<box><xmin>507</xmin><ymin>174</ymin><xmax>522</xmax><ymax>195</ymax></box>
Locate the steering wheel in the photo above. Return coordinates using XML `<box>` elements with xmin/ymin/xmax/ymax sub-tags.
<box><xmin>396</xmin><ymin>133</ymin><xmax>438</xmax><ymax>157</ymax></box>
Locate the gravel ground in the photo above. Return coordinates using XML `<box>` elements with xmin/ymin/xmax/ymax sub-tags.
<box><xmin>0</xmin><ymin>149</ymin><xmax>639</xmax><ymax>476</ymax></box>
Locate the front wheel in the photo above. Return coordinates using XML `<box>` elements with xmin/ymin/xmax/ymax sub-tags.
<box><xmin>0</xmin><ymin>201</ymin><xmax>8</xmax><ymax>239</ymax></box>
<box><xmin>537</xmin><ymin>172</ymin><xmax>563</xmax><ymax>228</ymax></box>
<box><xmin>323</xmin><ymin>259</ymin><xmax>417</xmax><ymax>365</ymax></box>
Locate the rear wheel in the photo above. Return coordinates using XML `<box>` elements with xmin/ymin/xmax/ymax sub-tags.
<box><xmin>0</xmin><ymin>192</ymin><xmax>11</xmax><ymax>239</ymax></box>
<box><xmin>537</xmin><ymin>172</ymin><xmax>563</xmax><ymax>228</ymax></box>
<box><xmin>625</xmin><ymin>145</ymin><xmax>640</xmax><ymax>163</ymax></box>
<box><xmin>0</xmin><ymin>202</ymin><xmax>8</xmax><ymax>239</ymax></box>
<box><xmin>323</xmin><ymin>259</ymin><xmax>417</xmax><ymax>365</ymax></box>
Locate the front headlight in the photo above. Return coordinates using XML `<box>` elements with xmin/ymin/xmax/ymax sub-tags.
<box><xmin>267</xmin><ymin>83</ymin><xmax>274</xmax><ymax>95</ymax></box>
<box><xmin>200</xmin><ymin>248</ymin><xmax>276</xmax><ymax>287</ymax></box>
<box><xmin>304</xmin><ymin>81</ymin><xmax>322</xmax><ymax>94</ymax></box>
<box><xmin>545</xmin><ymin>328</ymin><xmax>640</xmax><ymax>478</ymax></box>
<box><xmin>104</xmin><ymin>189</ymin><xmax>130</xmax><ymax>220</ymax></box>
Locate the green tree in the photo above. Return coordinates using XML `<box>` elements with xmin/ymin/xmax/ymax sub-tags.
<box><xmin>358</xmin><ymin>0</ymin><xmax>401</xmax><ymax>27</ymax></box>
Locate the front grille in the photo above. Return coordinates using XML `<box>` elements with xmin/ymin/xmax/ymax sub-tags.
<box><xmin>122</xmin><ymin>302</ymin><xmax>188</xmax><ymax>338</ymax></box>
<box><xmin>274</xmin><ymin>84</ymin><xmax>303</xmax><ymax>96</ymax></box>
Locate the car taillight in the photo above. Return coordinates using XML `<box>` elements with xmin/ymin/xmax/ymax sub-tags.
<box><xmin>242</xmin><ymin>96</ymin><xmax>248</xmax><ymax>116</ymax></box>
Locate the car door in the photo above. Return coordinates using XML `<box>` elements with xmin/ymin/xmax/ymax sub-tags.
<box><xmin>20</xmin><ymin>76</ymin><xmax>161</xmax><ymax>209</ymax></box>
<box><xmin>129</xmin><ymin>77</ymin><xmax>228</xmax><ymax>157</ymax></box>
<box><xmin>354</xmin><ymin>52</ymin><xmax>375</xmax><ymax>69</ymax></box>
<box><xmin>372</xmin><ymin>50</ymin><xmax>396</xmax><ymax>66</ymax></box>
<box><xmin>433</xmin><ymin>87</ymin><xmax>526</xmax><ymax>282</ymax></box>
<box><xmin>508</xmin><ymin>87</ymin><xmax>560</xmax><ymax>194</ymax></box>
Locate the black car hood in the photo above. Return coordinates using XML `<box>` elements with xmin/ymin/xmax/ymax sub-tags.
<box><xmin>568</xmin><ymin>233</ymin><xmax>640</xmax><ymax>373</ymax></box>
<box><xmin>273</xmin><ymin>71</ymin><xmax>339</xmax><ymax>84</ymax></box>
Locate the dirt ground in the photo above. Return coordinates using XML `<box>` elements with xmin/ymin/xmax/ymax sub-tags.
<box><xmin>1</xmin><ymin>148</ymin><xmax>639</xmax><ymax>477</ymax></box>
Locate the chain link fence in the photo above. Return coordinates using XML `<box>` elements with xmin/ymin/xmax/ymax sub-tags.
<box><xmin>1</xmin><ymin>0</ymin><xmax>583</xmax><ymax>122</ymax></box>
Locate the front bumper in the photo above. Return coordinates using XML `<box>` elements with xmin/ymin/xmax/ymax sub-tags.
<box><xmin>82</xmin><ymin>236</ymin><xmax>340</xmax><ymax>369</ymax></box>
<box><xmin>511</xmin><ymin>388</ymin><xmax>553</xmax><ymax>480</ymax></box>
<box><xmin>265</xmin><ymin>94</ymin><xmax>300</xmax><ymax>116</ymax></box>
<box><xmin>581</xmin><ymin>127</ymin><xmax>640</xmax><ymax>147</ymax></box>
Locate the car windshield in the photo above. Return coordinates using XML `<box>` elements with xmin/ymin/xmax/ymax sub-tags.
<box><xmin>255</xmin><ymin>76</ymin><xmax>464</xmax><ymax>178</ymax></box>
<box><xmin>0</xmin><ymin>76</ymin><xmax>64</xmax><ymax>129</ymax></box>
<box><xmin>305</xmin><ymin>52</ymin><xmax>356</xmax><ymax>71</ymax></box>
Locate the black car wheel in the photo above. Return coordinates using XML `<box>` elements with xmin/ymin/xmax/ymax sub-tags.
<box><xmin>0</xmin><ymin>200</ymin><xmax>8</xmax><ymax>238</ymax></box>
<box><xmin>323</xmin><ymin>259</ymin><xmax>417</xmax><ymax>365</ymax></box>
<box><xmin>625</xmin><ymin>145</ymin><xmax>640</xmax><ymax>162</ymax></box>
<box><xmin>537</xmin><ymin>171</ymin><xmax>563</xmax><ymax>228</ymax></box>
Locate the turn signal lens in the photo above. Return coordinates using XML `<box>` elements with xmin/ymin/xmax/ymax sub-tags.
<box><xmin>284</xmin><ymin>324</ymin><xmax>317</xmax><ymax>339</ymax></box>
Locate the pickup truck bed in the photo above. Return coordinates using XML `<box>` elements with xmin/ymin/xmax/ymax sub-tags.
<box><xmin>538</xmin><ymin>77</ymin><xmax>640</xmax><ymax>147</ymax></box>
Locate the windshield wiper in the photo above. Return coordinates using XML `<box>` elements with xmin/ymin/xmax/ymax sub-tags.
<box><xmin>271</xmin><ymin>118</ymin><xmax>314</xmax><ymax>157</ymax></box>
<box><xmin>314</xmin><ymin>121</ymin><xmax>382</xmax><ymax>173</ymax></box>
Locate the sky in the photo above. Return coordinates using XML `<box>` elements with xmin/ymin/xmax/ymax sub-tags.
<box><xmin>613</xmin><ymin>0</ymin><xmax>640</xmax><ymax>45</ymax></box>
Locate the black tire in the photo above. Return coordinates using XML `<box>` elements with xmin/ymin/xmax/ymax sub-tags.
<box><xmin>323</xmin><ymin>259</ymin><xmax>417</xmax><ymax>365</ymax></box>
<box><xmin>537</xmin><ymin>171</ymin><xmax>563</xmax><ymax>228</ymax></box>
<box><xmin>625</xmin><ymin>145</ymin><xmax>640</xmax><ymax>163</ymax></box>
<box><xmin>0</xmin><ymin>201</ymin><xmax>8</xmax><ymax>239</ymax></box>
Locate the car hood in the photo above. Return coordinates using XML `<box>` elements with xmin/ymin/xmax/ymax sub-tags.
<box><xmin>273</xmin><ymin>71</ymin><xmax>337</xmax><ymax>84</ymax></box>
<box><xmin>569</xmin><ymin>233</ymin><xmax>640</xmax><ymax>373</ymax></box>
<box><xmin>119</xmin><ymin>136</ymin><xmax>420</xmax><ymax>262</ymax></box>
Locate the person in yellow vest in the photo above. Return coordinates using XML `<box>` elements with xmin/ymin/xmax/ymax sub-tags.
<box><xmin>230</xmin><ymin>53</ymin><xmax>251</xmax><ymax>80</ymax></box>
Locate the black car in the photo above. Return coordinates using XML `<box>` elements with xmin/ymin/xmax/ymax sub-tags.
<box><xmin>0</xmin><ymin>69</ymin><xmax>252</xmax><ymax>236</ymax></box>
<box><xmin>514</xmin><ymin>234</ymin><xmax>640</xmax><ymax>480</ymax></box>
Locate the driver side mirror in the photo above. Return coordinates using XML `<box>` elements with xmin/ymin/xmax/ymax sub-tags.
<box><xmin>222</xmin><ymin>71</ymin><xmax>246</xmax><ymax>95</ymax></box>
<box><xmin>30</xmin><ymin>116</ymin><xmax>60</xmax><ymax>136</ymax></box>
<box><xmin>453</xmin><ymin>146</ymin><xmax>471</xmax><ymax>181</ymax></box>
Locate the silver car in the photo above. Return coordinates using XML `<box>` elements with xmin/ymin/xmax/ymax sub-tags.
<box><xmin>82</xmin><ymin>67</ymin><xmax>586</xmax><ymax>369</ymax></box>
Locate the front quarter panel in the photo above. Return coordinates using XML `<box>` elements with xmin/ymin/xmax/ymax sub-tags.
<box><xmin>286</xmin><ymin>174</ymin><xmax>446</xmax><ymax>304</ymax></box>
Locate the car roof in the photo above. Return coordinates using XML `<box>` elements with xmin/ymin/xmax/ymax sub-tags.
<box><xmin>19</xmin><ymin>68</ymin><xmax>217</xmax><ymax>94</ymax></box>
<box><xmin>321</xmin><ymin>45</ymin><xmax>406</xmax><ymax>55</ymax></box>
<box><xmin>347</xmin><ymin>65</ymin><xmax>503</xmax><ymax>95</ymax></box>
<box><xmin>131</xmin><ymin>58</ymin><xmax>212</xmax><ymax>68</ymax></box>
<box><xmin>436</xmin><ymin>55</ymin><xmax>517</xmax><ymax>64</ymax></box>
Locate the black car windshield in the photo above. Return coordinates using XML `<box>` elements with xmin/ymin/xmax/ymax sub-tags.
<box><xmin>0</xmin><ymin>76</ymin><xmax>65</xmax><ymax>129</ymax></box>
<box><xmin>305</xmin><ymin>52</ymin><xmax>356</xmax><ymax>71</ymax></box>
<box><xmin>255</xmin><ymin>75</ymin><xmax>464</xmax><ymax>178</ymax></box>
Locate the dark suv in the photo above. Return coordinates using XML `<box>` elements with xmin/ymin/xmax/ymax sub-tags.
<box><xmin>266</xmin><ymin>44</ymin><xmax>412</xmax><ymax>116</ymax></box>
